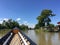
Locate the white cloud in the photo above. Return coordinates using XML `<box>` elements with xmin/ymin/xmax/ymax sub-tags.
<box><xmin>16</xmin><ymin>18</ymin><xmax>21</xmax><ymax>21</ymax></box>
<box><xmin>0</xmin><ymin>18</ymin><xmax>35</xmax><ymax>28</ymax></box>
<box><xmin>28</xmin><ymin>24</ymin><xmax>35</xmax><ymax>28</ymax></box>
<box><xmin>3</xmin><ymin>18</ymin><xmax>9</xmax><ymax>21</ymax></box>
<box><xmin>23</xmin><ymin>21</ymin><xmax>35</xmax><ymax>28</ymax></box>
<box><xmin>23</xmin><ymin>21</ymin><xmax>29</xmax><ymax>25</ymax></box>
<box><xmin>0</xmin><ymin>21</ymin><xmax>3</xmax><ymax>24</ymax></box>
<box><xmin>0</xmin><ymin>18</ymin><xmax>9</xmax><ymax>24</ymax></box>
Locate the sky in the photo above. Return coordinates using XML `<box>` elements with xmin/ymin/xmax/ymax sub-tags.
<box><xmin>0</xmin><ymin>0</ymin><xmax>60</xmax><ymax>28</ymax></box>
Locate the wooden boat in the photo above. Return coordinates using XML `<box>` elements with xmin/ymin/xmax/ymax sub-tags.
<box><xmin>0</xmin><ymin>28</ymin><xmax>36</xmax><ymax>45</ymax></box>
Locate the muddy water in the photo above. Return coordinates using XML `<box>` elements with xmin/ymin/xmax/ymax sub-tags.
<box><xmin>0</xmin><ymin>30</ymin><xmax>60</xmax><ymax>45</ymax></box>
<box><xmin>24</xmin><ymin>30</ymin><xmax>60</xmax><ymax>45</ymax></box>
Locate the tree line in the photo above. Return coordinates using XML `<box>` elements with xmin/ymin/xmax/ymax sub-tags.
<box><xmin>0</xmin><ymin>9</ymin><xmax>55</xmax><ymax>30</ymax></box>
<box><xmin>0</xmin><ymin>19</ymin><xmax>29</xmax><ymax>30</ymax></box>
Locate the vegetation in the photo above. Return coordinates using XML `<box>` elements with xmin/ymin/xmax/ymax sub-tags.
<box><xmin>0</xmin><ymin>9</ymin><xmax>55</xmax><ymax>31</ymax></box>
<box><xmin>35</xmin><ymin>9</ymin><xmax>55</xmax><ymax>29</ymax></box>
<box><xmin>19</xmin><ymin>24</ymin><xmax>28</xmax><ymax>30</ymax></box>
<box><xmin>0</xmin><ymin>19</ymin><xmax>29</xmax><ymax>30</ymax></box>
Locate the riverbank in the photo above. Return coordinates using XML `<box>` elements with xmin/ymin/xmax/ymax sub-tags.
<box><xmin>0</xmin><ymin>29</ymin><xmax>11</xmax><ymax>33</ymax></box>
<box><xmin>35</xmin><ymin>28</ymin><xmax>60</xmax><ymax>33</ymax></box>
<box><xmin>0</xmin><ymin>29</ymin><xmax>11</xmax><ymax>38</ymax></box>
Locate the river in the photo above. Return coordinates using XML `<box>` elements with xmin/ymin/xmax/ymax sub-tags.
<box><xmin>0</xmin><ymin>30</ymin><xmax>60</xmax><ymax>45</ymax></box>
<box><xmin>24</xmin><ymin>30</ymin><xmax>60</xmax><ymax>45</ymax></box>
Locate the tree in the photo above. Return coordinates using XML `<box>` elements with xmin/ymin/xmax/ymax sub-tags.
<box><xmin>20</xmin><ymin>24</ymin><xmax>28</xmax><ymax>30</ymax></box>
<box><xmin>35</xmin><ymin>24</ymin><xmax>40</xmax><ymax>29</ymax></box>
<box><xmin>5</xmin><ymin>19</ymin><xmax>20</xmax><ymax>29</ymax></box>
<box><xmin>0</xmin><ymin>19</ymin><xmax>29</xmax><ymax>30</ymax></box>
<box><xmin>49</xmin><ymin>24</ymin><xmax>55</xmax><ymax>28</ymax></box>
<box><xmin>35</xmin><ymin>9</ymin><xmax>55</xmax><ymax>29</ymax></box>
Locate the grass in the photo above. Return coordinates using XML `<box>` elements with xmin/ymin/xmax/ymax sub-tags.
<box><xmin>35</xmin><ymin>28</ymin><xmax>50</xmax><ymax>33</ymax></box>
<box><xmin>0</xmin><ymin>29</ymin><xmax>11</xmax><ymax>37</ymax></box>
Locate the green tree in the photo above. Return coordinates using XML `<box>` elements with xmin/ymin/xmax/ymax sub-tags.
<box><xmin>5</xmin><ymin>19</ymin><xmax>20</xmax><ymax>29</ymax></box>
<box><xmin>35</xmin><ymin>9</ymin><xmax>55</xmax><ymax>29</ymax></box>
<box><xmin>49</xmin><ymin>24</ymin><xmax>55</xmax><ymax>28</ymax></box>
<box><xmin>20</xmin><ymin>24</ymin><xmax>28</xmax><ymax>30</ymax></box>
<box><xmin>0</xmin><ymin>19</ymin><xmax>29</xmax><ymax>30</ymax></box>
<box><xmin>35</xmin><ymin>24</ymin><xmax>40</xmax><ymax>29</ymax></box>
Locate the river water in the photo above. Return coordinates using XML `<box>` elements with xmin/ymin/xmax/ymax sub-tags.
<box><xmin>0</xmin><ymin>30</ymin><xmax>60</xmax><ymax>45</ymax></box>
<box><xmin>24</xmin><ymin>30</ymin><xmax>60</xmax><ymax>45</ymax></box>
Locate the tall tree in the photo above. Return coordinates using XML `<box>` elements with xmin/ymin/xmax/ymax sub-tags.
<box><xmin>36</xmin><ymin>9</ymin><xmax>55</xmax><ymax>28</ymax></box>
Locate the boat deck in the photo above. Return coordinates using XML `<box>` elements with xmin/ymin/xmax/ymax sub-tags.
<box><xmin>10</xmin><ymin>34</ymin><xmax>21</xmax><ymax>45</ymax></box>
<box><xmin>0</xmin><ymin>27</ymin><xmax>36</xmax><ymax>45</ymax></box>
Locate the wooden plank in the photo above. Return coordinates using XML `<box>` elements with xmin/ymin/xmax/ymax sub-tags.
<box><xmin>9</xmin><ymin>34</ymin><xmax>21</xmax><ymax>45</ymax></box>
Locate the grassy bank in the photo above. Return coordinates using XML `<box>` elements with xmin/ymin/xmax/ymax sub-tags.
<box><xmin>0</xmin><ymin>29</ymin><xmax>11</xmax><ymax>37</ymax></box>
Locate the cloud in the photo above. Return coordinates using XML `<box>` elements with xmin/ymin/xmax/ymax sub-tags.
<box><xmin>0</xmin><ymin>21</ymin><xmax>3</xmax><ymax>24</ymax></box>
<box><xmin>0</xmin><ymin>18</ymin><xmax>35</xmax><ymax>28</ymax></box>
<box><xmin>23</xmin><ymin>21</ymin><xmax>29</xmax><ymax>25</ymax></box>
<box><xmin>28</xmin><ymin>24</ymin><xmax>35</xmax><ymax>28</ymax></box>
<box><xmin>23</xmin><ymin>21</ymin><xmax>35</xmax><ymax>28</ymax></box>
<box><xmin>0</xmin><ymin>18</ymin><xmax>9</xmax><ymax>24</ymax></box>
<box><xmin>3</xmin><ymin>18</ymin><xmax>9</xmax><ymax>21</ymax></box>
<box><xmin>16</xmin><ymin>18</ymin><xmax>21</xmax><ymax>21</ymax></box>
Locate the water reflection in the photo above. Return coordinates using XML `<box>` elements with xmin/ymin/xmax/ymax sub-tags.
<box><xmin>24</xmin><ymin>30</ymin><xmax>38</xmax><ymax>44</ymax></box>
<box><xmin>39</xmin><ymin>32</ymin><xmax>47</xmax><ymax>45</ymax></box>
<box><xmin>1</xmin><ymin>30</ymin><xmax>60</xmax><ymax>45</ymax></box>
<box><xmin>24</xmin><ymin>30</ymin><xmax>60</xmax><ymax>45</ymax></box>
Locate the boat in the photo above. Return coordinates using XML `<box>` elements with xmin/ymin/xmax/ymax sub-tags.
<box><xmin>0</xmin><ymin>27</ymin><xmax>36</xmax><ymax>45</ymax></box>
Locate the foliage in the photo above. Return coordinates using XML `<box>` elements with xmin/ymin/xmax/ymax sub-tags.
<box><xmin>35</xmin><ymin>24</ymin><xmax>40</xmax><ymax>29</ymax></box>
<box><xmin>49</xmin><ymin>24</ymin><xmax>55</xmax><ymax>28</ymax></box>
<box><xmin>35</xmin><ymin>9</ymin><xmax>55</xmax><ymax>29</ymax></box>
<box><xmin>0</xmin><ymin>19</ymin><xmax>29</xmax><ymax>30</ymax></box>
<box><xmin>20</xmin><ymin>24</ymin><xmax>28</xmax><ymax>30</ymax></box>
